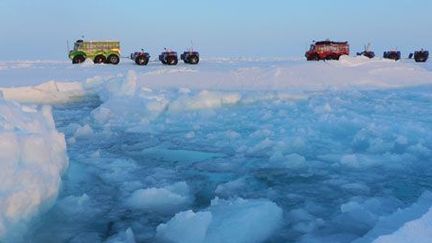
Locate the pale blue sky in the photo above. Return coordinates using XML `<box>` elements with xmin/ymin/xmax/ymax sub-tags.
<box><xmin>1</xmin><ymin>0</ymin><xmax>431</xmax><ymax>59</ymax></box>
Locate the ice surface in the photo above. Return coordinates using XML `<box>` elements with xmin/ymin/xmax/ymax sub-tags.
<box><xmin>0</xmin><ymin>80</ymin><xmax>85</xmax><ymax>104</ymax></box>
<box><xmin>1</xmin><ymin>57</ymin><xmax>432</xmax><ymax>242</ymax></box>
<box><xmin>373</xmin><ymin>207</ymin><xmax>432</xmax><ymax>243</ymax></box>
<box><xmin>156</xmin><ymin>210</ymin><xmax>212</xmax><ymax>243</ymax></box>
<box><xmin>1</xmin><ymin>56</ymin><xmax>432</xmax><ymax>105</ymax></box>
<box><xmin>126</xmin><ymin>182</ymin><xmax>192</xmax><ymax>214</ymax></box>
<box><xmin>156</xmin><ymin>197</ymin><xmax>283</xmax><ymax>243</ymax></box>
<box><xmin>105</xmin><ymin>227</ymin><xmax>136</xmax><ymax>243</ymax></box>
<box><xmin>0</xmin><ymin>98</ymin><xmax>68</xmax><ymax>241</ymax></box>
<box><xmin>354</xmin><ymin>192</ymin><xmax>432</xmax><ymax>243</ymax></box>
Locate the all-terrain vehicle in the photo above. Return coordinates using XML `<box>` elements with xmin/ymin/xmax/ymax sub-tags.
<box><xmin>130</xmin><ymin>50</ymin><xmax>151</xmax><ymax>65</ymax></box>
<box><xmin>181</xmin><ymin>50</ymin><xmax>200</xmax><ymax>64</ymax></box>
<box><xmin>305</xmin><ymin>40</ymin><xmax>350</xmax><ymax>61</ymax></box>
<box><xmin>409</xmin><ymin>49</ymin><xmax>429</xmax><ymax>63</ymax></box>
<box><xmin>356</xmin><ymin>43</ymin><xmax>375</xmax><ymax>58</ymax></box>
<box><xmin>159</xmin><ymin>49</ymin><xmax>178</xmax><ymax>65</ymax></box>
<box><xmin>68</xmin><ymin>40</ymin><xmax>121</xmax><ymax>65</ymax></box>
<box><xmin>383</xmin><ymin>50</ymin><xmax>401</xmax><ymax>61</ymax></box>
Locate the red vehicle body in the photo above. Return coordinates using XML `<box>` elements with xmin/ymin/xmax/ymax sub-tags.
<box><xmin>305</xmin><ymin>40</ymin><xmax>350</xmax><ymax>61</ymax></box>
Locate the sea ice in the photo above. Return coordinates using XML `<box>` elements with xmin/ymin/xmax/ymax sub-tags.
<box><xmin>0</xmin><ymin>98</ymin><xmax>68</xmax><ymax>241</ymax></box>
<box><xmin>156</xmin><ymin>197</ymin><xmax>283</xmax><ymax>243</ymax></box>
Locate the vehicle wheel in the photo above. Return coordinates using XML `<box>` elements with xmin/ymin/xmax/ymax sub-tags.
<box><xmin>135</xmin><ymin>56</ymin><xmax>148</xmax><ymax>65</ymax></box>
<box><xmin>94</xmin><ymin>55</ymin><xmax>106</xmax><ymax>64</ymax></box>
<box><xmin>312</xmin><ymin>55</ymin><xmax>320</xmax><ymax>61</ymax></box>
<box><xmin>167</xmin><ymin>57</ymin><xmax>178</xmax><ymax>65</ymax></box>
<box><xmin>188</xmin><ymin>55</ymin><xmax>199</xmax><ymax>64</ymax></box>
<box><xmin>72</xmin><ymin>55</ymin><xmax>85</xmax><ymax>64</ymax></box>
<box><xmin>107</xmin><ymin>54</ymin><xmax>120</xmax><ymax>65</ymax></box>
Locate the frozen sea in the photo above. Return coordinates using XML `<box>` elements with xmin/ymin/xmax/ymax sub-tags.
<box><xmin>1</xmin><ymin>57</ymin><xmax>432</xmax><ymax>242</ymax></box>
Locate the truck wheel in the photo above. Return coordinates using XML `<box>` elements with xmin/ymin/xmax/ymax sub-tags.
<box><xmin>94</xmin><ymin>55</ymin><xmax>106</xmax><ymax>64</ymax></box>
<box><xmin>72</xmin><ymin>55</ymin><xmax>85</xmax><ymax>64</ymax></box>
<box><xmin>135</xmin><ymin>56</ymin><xmax>148</xmax><ymax>65</ymax></box>
<box><xmin>311</xmin><ymin>54</ymin><xmax>320</xmax><ymax>61</ymax></box>
<box><xmin>188</xmin><ymin>55</ymin><xmax>199</xmax><ymax>64</ymax></box>
<box><xmin>107</xmin><ymin>54</ymin><xmax>120</xmax><ymax>65</ymax></box>
<box><xmin>167</xmin><ymin>57</ymin><xmax>178</xmax><ymax>65</ymax></box>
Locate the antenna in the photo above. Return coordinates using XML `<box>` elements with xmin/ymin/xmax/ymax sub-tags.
<box><xmin>67</xmin><ymin>40</ymin><xmax>70</xmax><ymax>53</ymax></box>
<box><xmin>365</xmin><ymin>43</ymin><xmax>371</xmax><ymax>52</ymax></box>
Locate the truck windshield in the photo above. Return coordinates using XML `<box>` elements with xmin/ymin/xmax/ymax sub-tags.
<box><xmin>310</xmin><ymin>45</ymin><xmax>315</xmax><ymax>51</ymax></box>
<box><xmin>74</xmin><ymin>42</ymin><xmax>82</xmax><ymax>50</ymax></box>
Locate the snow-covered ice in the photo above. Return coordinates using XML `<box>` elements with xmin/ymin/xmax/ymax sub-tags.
<box><xmin>1</xmin><ymin>56</ymin><xmax>432</xmax><ymax>242</ymax></box>
<box><xmin>126</xmin><ymin>182</ymin><xmax>192</xmax><ymax>214</ymax></box>
<box><xmin>156</xmin><ymin>197</ymin><xmax>282</xmax><ymax>243</ymax></box>
<box><xmin>0</xmin><ymin>98</ymin><xmax>68</xmax><ymax>241</ymax></box>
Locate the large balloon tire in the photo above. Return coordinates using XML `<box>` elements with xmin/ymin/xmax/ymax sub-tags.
<box><xmin>135</xmin><ymin>56</ymin><xmax>148</xmax><ymax>65</ymax></box>
<box><xmin>188</xmin><ymin>55</ymin><xmax>199</xmax><ymax>65</ymax></box>
<box><xmin>167</xmin><ymin>56</ymin><xmax>178</xmax><ymax>65</ymax></box>
<box><xmin>72</xmin><ymin>55</ymin><xmax>85</xmax><ymax>64</ymax></box>
<box><xmin>94</xmin><ymin>55</ymin><xmax>106</xmax><ymax>64</ymax></box>
<box><xmin>107</xmin><ymin>54</ymin><xmax>120</xmax><ymax>65</ymax></box>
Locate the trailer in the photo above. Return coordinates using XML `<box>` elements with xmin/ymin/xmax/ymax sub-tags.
<box><xmin>413</xmin><ymin>50</ymin><xmax>429</xmax><ymax>63</ymax></box>
<box><xmin>68</xmin><ymin>40</ymin><xmax>121</xmax><ymax>65</ymax></box>
<box><xmin>356</xmin><ymin>43</ymin><xmax>375</xmax><ymax>58</ymax></box>
<box><xmin>159</xmin><ymin>49</ymin><xmax>178</xmax><ymax>65</ymax></box>
<box><xmin>181</xmin><ymin>50</ymin><xmax>200</xmax><ymax>64</ymax></box>
<box><xmin>383</xmin><ymin>51</ymin><xmax>401</xmax><ymax>61</ymax></box>
<box><xmin>305</xmin><ymin>40</ymin><xmax>349</xmax><ymax>61</ymax></box>
<box><xmin>130</xmin><ymin>50</ymin><xmax>151</xmax><ymax>65</ymax></box>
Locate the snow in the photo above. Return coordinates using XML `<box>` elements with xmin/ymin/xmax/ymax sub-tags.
<box><xmin>0</xmin><ymin>98</ymin><xmax>68</xmax><ymax>241</ymax></box>
<box><xmin>0</xmin><ymin>81</ymin><xmax>85</xmax><ymax>104</ymax></box>
<box><xmin>156</xmin><ymin>197</ymin><xmax>283</xmax><ymax>243</ymax></box>
<box><xmin>1</xmin><ymin>57</ymin><xmax>432</xmax><ymax>105</ymax></box>
<box><xmin>0</xmin><ymin>56</ymin><xmax>432</xmax><ymax>242</ymax></box>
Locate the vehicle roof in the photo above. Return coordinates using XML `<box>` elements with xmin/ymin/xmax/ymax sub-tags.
<box><xmin>76</xmin><ymin>40</ymin><xmax>120</xmax><ymax>43</ymax></box>
<box><xmin>315</xmin><ymin>41</ymin><xmax>348</xmax><ymax>45</ymax></box>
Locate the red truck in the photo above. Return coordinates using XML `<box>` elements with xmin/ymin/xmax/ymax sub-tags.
<box><xmin>305</xmin><ymin>40</ymin><xmax>350</xmax><ymax>61</ymax></box>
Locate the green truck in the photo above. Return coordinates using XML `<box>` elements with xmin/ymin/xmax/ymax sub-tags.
<box><xmin>68</xmin><ymin>40</ymin><xmax>121</xmax><ymax>64</ymax></box>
